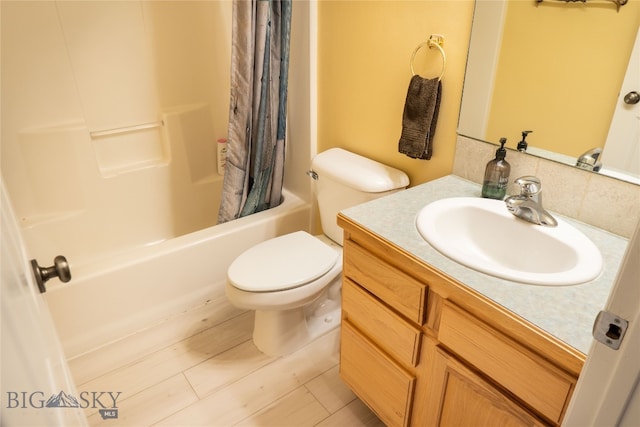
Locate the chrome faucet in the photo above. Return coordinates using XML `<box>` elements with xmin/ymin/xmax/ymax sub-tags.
<box><xmin>576</xmin><ymin>147</ymin><xmax>602</xmax><ymax>172</ymax></box>
<box><xmin>504</xmin><ymin>176</ymin><xmax>558</xmax><ymax>227</ymax></box>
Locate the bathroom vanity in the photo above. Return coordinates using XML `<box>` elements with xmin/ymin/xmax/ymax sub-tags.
<box><xmin>337</xmin><ymin>175</ymin><xmax>628</xmax><ymax>427</ymax></box>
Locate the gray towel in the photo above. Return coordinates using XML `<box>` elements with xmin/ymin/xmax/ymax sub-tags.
<box><xmin>398</xmin><ymin>75</ymin><xmax>442</xmax><ymax>160</ymax></box>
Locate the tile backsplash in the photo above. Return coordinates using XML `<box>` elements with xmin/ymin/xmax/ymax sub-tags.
<box><xmin>453</xmin><ymin>135</ymin><xmax>640</xmax><ymax>239</ymax></box>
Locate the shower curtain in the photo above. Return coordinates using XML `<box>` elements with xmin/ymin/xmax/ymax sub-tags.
<box><xmin>217</xmin><ymin>0</ymin><xmax>292</xmax><ymax>224</ymax></box>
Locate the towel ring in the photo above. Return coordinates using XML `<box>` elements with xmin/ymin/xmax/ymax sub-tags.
<box><xmin>410</xmin><ymin>34</ymin><xmax>446</xmax><ymax>81</ymax></box>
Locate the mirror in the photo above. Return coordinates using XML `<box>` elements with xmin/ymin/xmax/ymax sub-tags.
<box><xmin>458</xmin><ymin>0</ymin><xmax>640</xmax><ymax>183</ymax></box>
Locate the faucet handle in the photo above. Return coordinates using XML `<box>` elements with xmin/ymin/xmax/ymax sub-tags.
<box><xmin>514</xmin><ymin>176</ymin><xmax>541</xmax><ymax>196</ymax></box>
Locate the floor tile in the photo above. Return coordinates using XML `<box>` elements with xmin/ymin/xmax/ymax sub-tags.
<box><xmin>234</xmin><ymin>386</ymin><xmax>330</xmax><ymax>427</ymax></box>
<box><xmin>87</xmin><ymin>374</ymin><xmax>198</xmax><ymax>427</ymax></box>
<box><xmin>305</xmin><ymin>365</ymin><xmax>356</xmax><ymax>414</ymax></box>
<box><xmin>155</xmin><ymin>330</ymin><xmax>340</xmax><ymax>427</ymax></box>
<box><xmin>315</xmin><ymin>398</ymin><xmax>386</xmax><ymax>427</ymax></box>
<box><xmin>76</xmin><ymin>309</ymin><xmax>381</xmax><ymax>427</ymax></box>
<box><xmin>184</xmin><ymin>339</ymin><xmax>275</xmax><ymax>399</ymax></box>
<box><xmin>70</xmin><ymin>297</ymin><xmax>245</xmax><ymax>385</ymax></box>
<box><xmin>79</xmin><ymin>312</ymin><xmax>253</xmax><ymax>400</ymax></box>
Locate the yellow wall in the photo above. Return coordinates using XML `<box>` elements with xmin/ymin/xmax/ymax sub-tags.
<box><xmin>318</xmin><ymin>0</ymin><xmax>475</xmax><ymax>187</ymax></box>
<box><xmin>487</xmin><ymin>0</ymin><xmax>640</xmax><ymax>157</ymax></box>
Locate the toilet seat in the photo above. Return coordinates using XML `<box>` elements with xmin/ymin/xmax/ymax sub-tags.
<box><xmin>228</xmin><ymin>231</ymin><xmax>339</xmax><ymax>292</ymax></box>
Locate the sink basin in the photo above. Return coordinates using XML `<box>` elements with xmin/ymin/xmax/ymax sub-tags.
<box><xmin>416</xmin><ymin>197</ymin><xmax>603</xmax><ymax>286</ymax></box>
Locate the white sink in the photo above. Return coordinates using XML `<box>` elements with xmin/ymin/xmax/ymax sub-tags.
<box><xmin>416</xmin><ymin>197</ymin><xmax>603</xmax><ymax>286</ymax></box>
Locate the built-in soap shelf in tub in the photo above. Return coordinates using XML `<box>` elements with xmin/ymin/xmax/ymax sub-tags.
<box><xmin>89</xmin><ymin>120</ymin><xmax>169</xmax><ymax>178</ymax></box>
<box><xmin>18</xmin><ymin>120</ymin><xmax>168</xmax><ymax>184</ymax></box>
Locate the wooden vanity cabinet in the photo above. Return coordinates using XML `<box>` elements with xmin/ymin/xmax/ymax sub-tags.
<box><xmin>338</xmin><ymin>215</ymin><xmax>584</xmax><ymax>427</ymax></box>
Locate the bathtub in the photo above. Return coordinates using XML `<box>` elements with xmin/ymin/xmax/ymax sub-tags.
<box><xmin>42</xmin><ymin>189</ymin><xmax>311</xmax><ymax>359</ymax></box>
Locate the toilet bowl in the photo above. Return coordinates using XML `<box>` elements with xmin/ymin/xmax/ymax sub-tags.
<box><xmin>225</xmin><ymin>148</ymin><xmax>409</xmax><ymax>356</ymax></box>
<box><xmin>226</xmin><ymin>232</ymin><xmax>342</xmax><ymax>356</ymax></box>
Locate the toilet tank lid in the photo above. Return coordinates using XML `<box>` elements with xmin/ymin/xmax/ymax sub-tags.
<box><xmin>311</xmin><ymin>148</ymin><xmax>409</xmax><ymax>193</ymax></box>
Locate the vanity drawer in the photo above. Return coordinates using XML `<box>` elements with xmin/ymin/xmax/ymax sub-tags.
<box><xmin>342</xmin><ymin>278</ymin><xmax>422</xmax><ymax>367</ymax></box>
<box><xmin>340</xmin><ymin>320</ymin><xmax>416</xmax><ymax>427</ymax></box>
<box><xmin>438</xmin><ymin>302</ymin><xmax>574</xmax><ymax>423</ymax></box>
<box><xmin>343</xmin><ymin>239</ymin><xmax>427</xmax><ymax>324</ymax></box>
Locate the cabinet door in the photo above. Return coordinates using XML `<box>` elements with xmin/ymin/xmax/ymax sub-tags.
<box><xmin>426</xmin><ymin>346</ymin><xmax>549</xmax><ymax>427</ymax></box>
<box><xmin>340</xmin><ymin>320</ymin><xmax>416</xmax><ymax>427</ymax></box>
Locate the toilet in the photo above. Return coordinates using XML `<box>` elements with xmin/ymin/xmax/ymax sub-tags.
<box><xmin>225</xmin><ymin>148</ymin><xmax>409</xmax><ymax>356</ymax></box>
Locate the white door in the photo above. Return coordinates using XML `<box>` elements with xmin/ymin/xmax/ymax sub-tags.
<box><xmin>563</xmin><ymin>218</ymin><xmax>640</xmax><ymax>426</ymax></box>
<box><xmin>601</xmin><ymin>27</ymin><xmax>640</xmax><ymax>177</ymax></box>
<box><xmin>0</xmin><ymin>179</ymin><xmax>87</xmax><ymax>426</ymax></box>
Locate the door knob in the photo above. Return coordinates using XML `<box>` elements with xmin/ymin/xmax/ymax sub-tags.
<box><xmin>30</xmin><ymin>256</ymin><xmax>71</xmax><ymax>293</ymax></box>
<box><xmin>623</xmin><ymin>91</ymin><xmax>639</xmax><ymax>105</ymax></box>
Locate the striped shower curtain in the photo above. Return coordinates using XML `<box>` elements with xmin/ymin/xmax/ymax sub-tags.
<box><xmin>217</xmin><ymin>0</ymin><xmax>292</xmax><ymax>224</ymax></box>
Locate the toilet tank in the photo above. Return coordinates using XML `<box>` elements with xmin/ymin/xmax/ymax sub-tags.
<box><xmin>310</xmin><ymin>148</ymin><xmax>409</xmax><ymax>245</ymax></box>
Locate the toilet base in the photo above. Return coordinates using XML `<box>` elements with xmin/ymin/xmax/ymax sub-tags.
<box><xmin>252</xmin><ymin>287</ymin><xmax>341</xmax><ymax>357</ymax></box>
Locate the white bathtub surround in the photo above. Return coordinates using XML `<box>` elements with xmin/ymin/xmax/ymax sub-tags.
<box><xmin>3</xmin><ymin>2</ymin><xmax>232</xmax><ymax>256</ymax></box>
<box><xmin>19</xmin><ymin>104</ymin><xmax>225</xmax><ymax>270</ymax></box>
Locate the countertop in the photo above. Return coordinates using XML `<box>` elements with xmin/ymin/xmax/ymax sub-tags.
<box><xmin>340</xmin><ymin>175</ymin><xmax>629</xmax><ymax>354</ymax></box>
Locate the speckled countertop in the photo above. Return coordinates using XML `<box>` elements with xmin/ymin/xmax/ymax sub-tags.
<box><xmin>340</xmin><ymin>175</ymin><xmax>629</xmax><ymax>354</ymax></box>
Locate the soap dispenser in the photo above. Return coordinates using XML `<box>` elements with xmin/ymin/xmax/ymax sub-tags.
<box><xmin>482</xmin><ymin>137</ymin><xmax>511</xmax><ymax>200</ymax></box>
<box><xmin>517</xmin><ymin>130</ymin><xmax>533</xmax><ymax>152</ymax></box>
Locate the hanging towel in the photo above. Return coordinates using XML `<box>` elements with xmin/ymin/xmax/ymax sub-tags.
<box><xmin>398</xmin><ymin>75</ymin><xmax>442</xmax><ymax>160</ymax></box>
